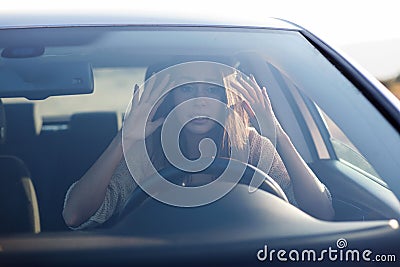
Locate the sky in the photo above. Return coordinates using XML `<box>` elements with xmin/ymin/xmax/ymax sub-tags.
<box><xmin>3</xmin><ymin>0</ymin><xmax>400</xmax><ymax>79</ymax></box>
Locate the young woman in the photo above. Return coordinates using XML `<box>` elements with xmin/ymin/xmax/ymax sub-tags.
<box><xmin>62</xmin><ymin>61</ymin><xmax>334</xmax><ymax>230</ymax></box>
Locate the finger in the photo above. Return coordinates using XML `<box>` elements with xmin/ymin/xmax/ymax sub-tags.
<box><xmin>261</xmin><ymin>86</ymin><xmax>269</xmax><ymax>101</ymax></box>
<box><xmin>241</xmin><ymin>100</ymin><xmax>255</xmax><ymax>118</ymax></box>
<box><xmin>240</xmin><ymin>74</ymin><xmax>268</xmax><ymax>105</ymax></box>
<box><xmin>228</xmin><ymin>72</ymin><xmax>258</xmax><ymax>101</ymax></box>
<box><xmin>240</xmin><ymin>75</ymin><xmax>269</xmax><ymax>109</ymax></box>
<box><xmin>148</xmin><ymin>80</ymin><xmax>176</xmax><ymax>118</ymax></box>
<box><xmin>147</xmin><ymin>74</ymin><xmax>171</xmax><ymax>103</ymax></box>
<box><xmin>146</xmin><ymin>117</ymin><xmax>165</xmax><ymax>136</ymax></box>
<box><xmin>148</xmin><ymin>95</ymin><xmax>165</xmax><ymax>121</ymax></box>
<box><xmin>141</xmin><ymin>72</ymin><xmax>157</xmax><ymax>102</ymax></box>
<box><xmin>227</xmin><ymin>78</ymin><xmax>255</xmax><ymax>103</ymax></box>
<box><xmin>249</xmin><ymin>74</ymin><xmax>264</xmax><ymax>100</ymax></box>
<box><xmin>261</xmin><ymin>86</ymin><xmax>278</xmax><ymax>123</ymax></box>
<box><xmin>234</xmin><ymin>78</ymin><xmax>259</xmax><ymax>105</ymax></box>
<box><xmin>261</xmin><ymin>86</ymin><xmax>272</xmax><ymax>108</ymax></box>
<box><xmin>238</xmin><ymin>75</ymin><xmax>259</xmax><ymax>101</ymax></box>
<box><xmin>125</xmin><ymin>84</ymin><xmax>140</xmax><ymax>121</ymax></box>
<box><xmin>132</xmin><ymin>84</ymin><xmax>140</xmax><ymax>106</ymax></box>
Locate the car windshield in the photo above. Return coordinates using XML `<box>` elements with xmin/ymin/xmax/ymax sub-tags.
<box><xmin>1</xmin><ymin>25</ymin><xmax>399</xmax><ymax>236</ymax></box>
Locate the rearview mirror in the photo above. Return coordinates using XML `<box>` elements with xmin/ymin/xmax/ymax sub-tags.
<box><xmin>0</xmin><ymin>60</ymin><xmax>94</xmax><ymax>100</ymax></box>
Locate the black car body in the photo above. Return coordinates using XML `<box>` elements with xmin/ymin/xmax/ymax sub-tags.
<box><xmin>0</xmin><ymin>12</ymin><xmax>399</xmax><ymax>267</ymax></box>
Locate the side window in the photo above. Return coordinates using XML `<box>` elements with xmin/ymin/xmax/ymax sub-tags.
<box><xmin>282</xmin><ymin>75</ymin><xmax>384</xmax><ymax>184</ymax></box>
<box><xmin>316</xmin><ymin>105</ymin><xmax>383</xmax><ymax>181</ymax></box>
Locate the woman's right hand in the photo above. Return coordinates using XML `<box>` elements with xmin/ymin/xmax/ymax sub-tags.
<box><xmin>63</xmin><ymin>74</ymin><xmax>176</xmax><ymax>228</ymax></box>
<box><xmin>122</xmin><ymin>74</ymin><xmax>173</xmax><ymax>147</ymax></box>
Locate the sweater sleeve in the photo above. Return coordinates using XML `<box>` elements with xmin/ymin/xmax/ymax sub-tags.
<box><xmin>248</xmin><ymin>128</ymin><xmax>332</xmax><ymax>207</ymax></box>
<box><xmin>248</xmin><ymin>128</ymin><xmax>298</xmax><ymax>206</ymax></box>
<box><xmin>63</xmin><ymin>159</ymin><xmax>137</xmax><ymax>230</ymax></box>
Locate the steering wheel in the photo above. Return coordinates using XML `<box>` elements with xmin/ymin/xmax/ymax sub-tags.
<box><xmin>118</xmin><ymin>158</ymin><xmax>288</xmax><ymax>220</ymax></box>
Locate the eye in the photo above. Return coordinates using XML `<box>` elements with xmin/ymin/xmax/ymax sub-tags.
<box><xmin>178</xmin><ymin>84</ymin><xmax>195</xmax><ymax>93</ymax></box>
<box><xmin>207</xmin><ymin>85</ymin><xmax>224</xmax><ymax>96</ymax></box>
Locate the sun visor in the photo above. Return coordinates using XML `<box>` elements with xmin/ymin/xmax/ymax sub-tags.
<box><xmin>0</xmin><ymin>61</ymin><xmax>94</xmax><ymax>100</ymax></box>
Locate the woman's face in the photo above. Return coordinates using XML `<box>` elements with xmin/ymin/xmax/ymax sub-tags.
<box><xmin>171</xmin><ymin>64</ymin><xmax>226</xmax><ymax>135</ymax></box>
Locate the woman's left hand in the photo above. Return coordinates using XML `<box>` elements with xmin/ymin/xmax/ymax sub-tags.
<box><xmin>223</xmin><ymin>72</ymin><xmax>279</xmax><ymax>143</ymax></box>
<box><xmin>224</xmin><ymin>72</ymin><xmax>335</xmax><ymax>220</ymax></box>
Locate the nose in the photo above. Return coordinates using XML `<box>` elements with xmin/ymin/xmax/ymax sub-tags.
<box><xmin>193</xmin><ymin>85</ymin><xmax>211</xmax><ymax>106</ymax></box>
<box><xmin>194</xmin><ymin>84</ymin><xmax>209</xmax><ymax>97</ymax></box>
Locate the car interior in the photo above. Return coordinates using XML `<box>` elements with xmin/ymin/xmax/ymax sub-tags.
<box><xmin>0</xmin><ymin>64</ymin><xmax>398</xmax><ymax>234</ymax></box>
<box><xmin>0</xmin><ymin>27</ymin><xmax>399</xmax><ymax>237</ymax></box>
<box><xmin>0</xmin><ymin>100</ymin><xmax>120</xmax><ymax>231</ymax></box>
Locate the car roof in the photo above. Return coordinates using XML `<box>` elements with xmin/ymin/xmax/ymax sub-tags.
<box><xmin>0</xmin><ymin>11</ymin><xmax>301</xmax><ymax>30</ymax></box>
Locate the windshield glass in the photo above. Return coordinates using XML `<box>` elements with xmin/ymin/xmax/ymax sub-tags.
<box><xmin>1</xmin><ymin>26</ymin><xmax>399</xmax><ymax>234</ymax></box>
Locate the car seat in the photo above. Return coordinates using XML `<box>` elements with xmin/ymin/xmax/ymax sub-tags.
<box><xmin>0</xmin><ymin>99</ymin><xmax>41</xmax><ymax>234</ymax></box>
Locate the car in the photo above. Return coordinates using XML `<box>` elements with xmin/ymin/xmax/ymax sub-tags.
<box><xmin>0</xmin><ymin>11</ymin><xmax>399</xmax><ymax>267</ymax></box>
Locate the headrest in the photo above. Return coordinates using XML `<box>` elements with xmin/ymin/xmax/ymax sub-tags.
<box><xmin>69</xmin><ymin>112</ymin><xmax>119</xmax><ymax>136</ymax></box>
<box><xmin>4</xmin><ymin>103</ymin><xmax>42</xmax><ymax>143</ymax></box>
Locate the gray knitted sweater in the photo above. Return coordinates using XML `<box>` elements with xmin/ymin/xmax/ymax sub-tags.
<box><xmin>64</xmin><ymin>128</ymin><xmax>327</xmax><ymax>230</ymax></box>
